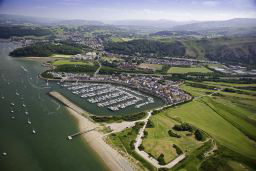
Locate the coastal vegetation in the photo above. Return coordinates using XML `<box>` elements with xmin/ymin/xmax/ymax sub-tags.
<box><xmin>9</xmin><ymin>41</ymin><xmax>92</xmax><ymax>57</ymax></box>
<box><xmin>9</xmin><ymin>43</ymin><xmax>83</xmax><ymax>57</ymax></box>
<box><xmin>91</xmin><ymin>112</ymin><xmax>147</xmax><ymax>123</ymax></box>
<box><xmin>106</xmin><ymin>122</ymin><xmax>157</xmax><ymax>171</ymax></box>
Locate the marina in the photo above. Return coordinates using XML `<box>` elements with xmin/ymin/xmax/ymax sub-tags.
<box><xmin>61</xmin><ymin>82</ymin><xmax>156</xmax><ymax>112</ymax></box>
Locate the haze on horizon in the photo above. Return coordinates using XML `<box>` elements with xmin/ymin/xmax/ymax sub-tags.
<box><xmin>0</xmin><ymin>0</ymin><xmax>256</xmax><ymax>21</ymax></box>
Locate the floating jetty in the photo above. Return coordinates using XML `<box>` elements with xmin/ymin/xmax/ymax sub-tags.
<box><xmin>60</xmin><ymin>82</ymin><xmax>154</xmax><ymax>112</ymax></box>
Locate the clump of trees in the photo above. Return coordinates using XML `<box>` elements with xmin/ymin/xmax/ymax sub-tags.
<box><xmin>173</xmin><ymin>123</ymin><xmax>193</xmax><ymax>132</ymax></box>
<box><xmin>168</xmin><ymin>130</ymin><xmax>181</xmax><ymax>138</ymax></box>
<box><xmin>55</xmin><ymin>64</ymin><xmax>97</xmax><ymax>73</ymax></box>
<box><xmin>195</xmin><ymin>129</ymin><xmax>204</xmax><ymax>141</ymax></box>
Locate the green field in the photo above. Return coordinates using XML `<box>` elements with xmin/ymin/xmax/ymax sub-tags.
<box><xmin>167</xmin><ymin>67</ymin><xmax>212</xmax><ymax>74</ymax></box>
<box><xmin>52</xmin><ymin>59</ymin><xmax>93</xmax><ymax>66</ymax></box>
<box><xmin>111</xmin><ymin>37</ymin><xmax>133</xmax><ymax>42</ymax></box>
<box><xmin>138</xmin><ymin>63</ymin><xmax>163</xmax><ymax>71</ymax></box>
<box><xmin>101</xmin><ymin>56</ymin><xmax>123</xmax><ymax>62</ymax></box>
<box><xmin>142</xmin><ymin>115</ymin><xmax>204</xmax><ymax>163</ymax></box>
<box><xmin>107</xmin><ymin>81</ymin><xmax>256</xmax><ymax>171</ymax></box>
<box><xmin>51</xmin><ymin>54</ymin><xmax>73</xmax><ymax>58</ymax></box>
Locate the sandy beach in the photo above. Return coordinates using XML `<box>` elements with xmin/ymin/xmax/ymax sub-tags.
<box><xmin>49</xmin><ymin>91</ymin><xmax>134</xmax><ymax>171</ymax></box>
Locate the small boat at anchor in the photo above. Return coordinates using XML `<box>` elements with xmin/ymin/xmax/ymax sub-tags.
<box><xmin>27</xmin><ymin>118</ymin><xmax>31</xmax><ymax>124</ymax></box>
<box><xmin>32</xmin><ymin>129</ymin><xmax>36</xmax><ymax>134</ymax></box>
<box><xmin>25</xmin><ymin>111</ymin><xmax>29</xmax><ymax>115</ymax></box>
<box><xmin>22</xmin><ymin>104</ymin><xmax>26</xmax><ymax>107</ymax></box>
<box><xmin>11</xmin><ymin>103</ymin><xmax>14</xmax><ymax>106</ymax></box>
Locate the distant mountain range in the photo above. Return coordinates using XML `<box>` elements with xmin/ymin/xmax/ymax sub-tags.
<box><xmin>0</xmin><ymin>14</ymin><xmax>104</xmax><ymax>26</ymax></box>
<box><xmin>2</xmin><ymin>14</ymin><xmax>255</xmax><ymax>30</ymax></box>
<box><xmin>171</xmin><ymin>18</ymin><xmax>256</xmax><ymax>31</ymax></box>
<box><xmin>104</xmin><ymin>20</ymin><xmax>194</xmax><ymax>28</ymax></box>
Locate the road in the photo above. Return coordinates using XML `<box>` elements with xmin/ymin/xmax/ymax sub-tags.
<box><xmin>94</xmin><ymin>60</ymin><xmax>102</xmax><ymax>77</ymax></box>
<box><xmin>133</xmin><ymin>111</ymin><xmax>186</xmax><ymax>169</ymax></box>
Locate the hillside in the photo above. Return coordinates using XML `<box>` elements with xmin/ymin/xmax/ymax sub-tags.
<box><xmin>0</xmin><ymin>26</ymin><xmax>52</xmax><ymax>39</ymax></box>
<box><xmin>172</xmin><ymin>18</ymin><xmax>256</xmax><ymax>31</ymax></box>
<box><xmin>104</xmin><ymin>39</ymin><xmax>186</xmax><ymax>57</ymax></box>
<box><xmin>104</xmin><ymin>37</ymin><xmax>256</xmax><ymax>66</ymax></box>
<box><xmin>194</xmin><ymin>37</ymin><xmax>256</xmax><ymax>65</ymax></box>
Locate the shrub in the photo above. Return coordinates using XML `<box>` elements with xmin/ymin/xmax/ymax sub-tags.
<box><xmin>143</xmin><ymin>131</ymin><xmax>148</xmax><ymax>138</ymax></box>
<box><xmin>173</xmin><ymin>144</ymin><xmax>183</xmax><ymax>155</ymax></box>
<box><xmin>146</xmin><ymin>119</ymin><xmax>155</xmax><ymax>128</ymax></box>
<box><xmin>157</xmin><ymin>153</ymin><xmax>166</xmax><ymax>165</ymax></box>
<box><xmin>130</xmin><ymin>140</ymin><xmax>135</xmax><ymax>150</ymax></box>
<box><xmin>138</xmin><ymin>144</ymin><xmax>145</xmax><ymax>151</ymax></box>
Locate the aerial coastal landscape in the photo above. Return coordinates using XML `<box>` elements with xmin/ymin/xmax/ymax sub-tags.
<box><xmin>0</xmin><ymin>0</ymin><xmax>256</xmax><ymax>171</ymax></box>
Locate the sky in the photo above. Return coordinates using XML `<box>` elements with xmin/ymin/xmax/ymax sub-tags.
<box><xmin>0</xmin><ymin>0</ymin><xmax>256</xmax><ymax>21</ymax></box>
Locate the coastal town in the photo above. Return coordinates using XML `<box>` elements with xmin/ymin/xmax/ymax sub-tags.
<box><xmin>1</xmin><ymin>4</ymin><xmax>256</xmax><ymax>171</ymax></box>
<box><xmin>47</xmin><ymin>71</ymin><xmax>191</xmax><ymax>107</ymax></box>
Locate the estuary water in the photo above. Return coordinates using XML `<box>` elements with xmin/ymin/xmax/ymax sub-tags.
<box><xmin>0</xmin><ymin>42</ymin><xmax>107</xmax><ymax>171</ymax></box>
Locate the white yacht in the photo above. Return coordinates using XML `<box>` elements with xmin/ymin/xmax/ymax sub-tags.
<box><xmin>32</xmin><ymin>129</ymin><xmax>36</xmax><ymax>134</ymax></box>
<box><xmin>11</xmin><ymin>103</ymin><xmax>14</xmax><ymax>106</ymax></box>
<box><xmin>22</xmin><ymin>104</ymin><xmax>26</xmax><ymax>107</ymax></box>
<box><xmin>27</xmin><ymin>118</ymin><xmax>31</xmax><ymax>124</ymax></box>
<box><xmin>25</xmin><ymin>111</ymin><xmax>29</xmax><ymax>115</ymax></box>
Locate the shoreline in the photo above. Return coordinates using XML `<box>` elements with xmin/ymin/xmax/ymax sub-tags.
<box><xmin>49</xmin><ymin>91</ymin><xmax>134</xmax><ymax>171</ymax></box>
